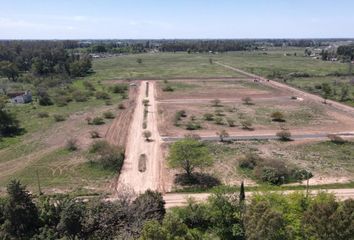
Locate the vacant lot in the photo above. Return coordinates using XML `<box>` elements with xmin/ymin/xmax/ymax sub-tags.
<box><xmin>203</xmin><ymin>139</ymin><xmax>354</xmax><ymax>186</ymax></box>
<box><xmin>87</xmin><ymin>53</ymin><xmax>245</xmax><ymax>81</ymax></box>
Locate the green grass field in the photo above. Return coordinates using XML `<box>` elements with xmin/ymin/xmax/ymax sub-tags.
<box><xmin>87</xmin><ymin>53</ymin><xmax>246</xmax><ymax>81</ymax></box>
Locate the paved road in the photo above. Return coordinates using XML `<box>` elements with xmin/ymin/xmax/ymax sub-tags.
<box><xmin>164</xmin><ymin>188</ymin><xmax>354</xmax><ymax>208</ymax></box>
<box><xmin>162</xmin><ymin>132</ymin><xmax>354</xmax><ymax>142</ymax></box>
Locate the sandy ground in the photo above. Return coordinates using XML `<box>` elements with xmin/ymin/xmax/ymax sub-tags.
<box><xmin>116</xmin><ymin>81</ymin><xmax>172</xmax><ymax>194</ymax></box>
<box><xmin>164</xmin><ymin>188</ymin><xmax>354</xmax><ymax>208</ymax></box>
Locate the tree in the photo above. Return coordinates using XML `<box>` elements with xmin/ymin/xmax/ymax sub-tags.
<box><xmin>239</xmin><ymin>181</ymin><xmax>245</xmax><ymax>203</ymax></box>
<box><xmin>143</xmin><ymin>130</ymin><xmax>152</xmax><ymax>141</ymax></box>
<box><xmin>168</xmin><ymin>139</ymin><xmax>213</xmax><ymax>179</ymax></box>
<box><xmin>2</xmin><ymin>180</ymin><xmax>39</xmax><ymax>238</ymax></box>
<box><xmin>0</xmin><ymin>97</ymin><xmax>20</xmax><ymax>137</ymax></box>
<box><xmin>57</xmin><ymin>200</ymin><xmax>86</xmax><ymax>240</ymax></box>
<box><xmin>321</xmin><ymin>83</ymin><xmax>332</xmax><ymax>103</ymax></box>
<box><xmin>0</xmin><ymin>61</ymin><xmax>19</xmax><ymax>81</ymax></box>
<box><xmin>217</xmin><ymin>129</ymin><xmax>229</xmax><ymax>142</ymax></box>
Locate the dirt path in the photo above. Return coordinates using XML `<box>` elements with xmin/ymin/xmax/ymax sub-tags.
<box><xmin>116</xmin><ymin>81</ymin><xmax>168</xmax><ymax>193</ymax></box>
<box><xmin>216</xmin><ymin>62</ymin><xmax>354</xmax><ymax>116</ymax></box>
<box><xmin>164</xmin><ymin>188</ymin><xmax>354</xmax><ymax>208</ymax></box>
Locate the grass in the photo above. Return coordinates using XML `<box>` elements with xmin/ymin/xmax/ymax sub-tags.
<box><xmin>0</xmin><ymin>148</ymin><xmax>115</xmax><ymax>194</ymax></box>
<box><xmin>86</xmin><ymin>53</ymin><xmax>245</xmax><ymax>81</ymax></box>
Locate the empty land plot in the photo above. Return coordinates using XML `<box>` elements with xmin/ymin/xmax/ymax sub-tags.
<box><xmin>156</xmin><ymin>79</ymin><xmax>284</xmax><ymax>100</ymax></box>
<box><xmin>87</xmin><ymin>53</ymin><xmax>245</xmax><ymax>81</ymax></box>
<box><xmin>157</xmin><ymin>98</ymin><xmax>351</xmax><ymax>136</ymax></box>
<box><xmin>203</xmin><ymin>140</ymin><xmax>354</xmax><ymax>186</ymax></box>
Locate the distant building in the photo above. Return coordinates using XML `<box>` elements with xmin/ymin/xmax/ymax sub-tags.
<box><xmin>7</xmin><ymin>91</ymin><xmax>32</xmax><ymax>104</ymax></box>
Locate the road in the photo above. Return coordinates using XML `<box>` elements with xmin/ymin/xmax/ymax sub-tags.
<box><xmin>116</xmin><ymin>81</ymin><xmax>165</xmax><ymax>193</ymax></box>
<box><xmin>164</xmin><ymin>188</ymin><xmax>354</xmax><ymax>208</ymax></box>
<box><xmin>162</xmin><ymin>132</ymin><xmax>354</xmax><ymax>142</ymax></box>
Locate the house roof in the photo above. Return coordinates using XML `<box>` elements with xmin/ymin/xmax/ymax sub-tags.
<box><xmin>7</xmin><ymin>92</ymin><xmax>26</xmax><ymax>98</ymax></box>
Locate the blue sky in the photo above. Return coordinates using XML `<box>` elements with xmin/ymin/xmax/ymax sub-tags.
<box><xmin>0</xmin><ymin>0</ymin><xmax>353</xmax><ymax>39</ymax></box>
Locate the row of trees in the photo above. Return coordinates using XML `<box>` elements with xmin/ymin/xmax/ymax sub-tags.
<box><xmin>0</xmin><ymin>180</ymin><xmax>165</xmax><ymax>239</ymax></box>
<box><xmin>141</xmin><ymin>190</ymin><xmax>354</xmax><ymax>240</ymax></box>
<box><xmin>0</xmin><ymin>41</ymin><xmax>92</xmax><ymax>86</ymax></box>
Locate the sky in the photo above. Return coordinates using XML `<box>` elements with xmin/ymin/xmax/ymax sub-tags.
<box><xmin>0</xmin><ymin>0</ymin><xmax>353</xmax><ymax>39</ymax></box>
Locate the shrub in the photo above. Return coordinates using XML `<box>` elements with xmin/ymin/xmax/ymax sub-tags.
<box><xmin>271</xmin><ymin>111</ymin><xmax>285</xmax><ymax>122</ymax></box>
<box><xmin>214</xmin><ymin>109</ymin><xmax>224</xmax><ymax>116</ymax></box>
<box><xmin>92</xmin><ymin>117</ymin><xmax>105</xmax><ymax>125</ymax></box>
<box><xmin>66</xmin><ymin>138</ymin><xmax>78</xmax><ymax>151</ymax></box>
<box><xmin>142</xmin><ymin>121</ymin><xmax>147</xmax><ymax>129</ymax></box>
<box><xmin>138</xmin><ymin>154</ymin><xmax>147</xmax><ymax>172</ymax></box>
<box><xmin>37</xmin><ymin>112</ymin><xmax>49</xmax><ymax>118</ymax></box>
<box><xmin>143</xmin><ymin>130</ymin><xmax>152</xmax><ymax>141</ymax></box>
<box><xmin>89</xmin><ymin>141</ymin><xmax>125</xmax><ymax>170</ymax></box>
<box><xmin>89</xmin><ymin>130</ymin><xmax>100</xmax><ymax>138</ymax></box>
<box><xmin>226</xmin><ymin>118</ymin><xmax>236</xmax><ymax>127</ymax></box>
<box><xmin>242</xmin><ymin>97</ymin><xmax>253</xmax><ymax>105</ymax></box>
<box><xmin>162</xmin><ymin>85</ymin><xmax>174</xmax><ymax>92</ymax></box>
<box><xmin>186</xmin><ymin>121</ymin><xmax>202</xmax><ymax>130</ymax></box>
<box><xmin>118</xmin><ymin>103</ymin><xmax>126</xmax><ymax>109</ymax></box>
<box><xmin>290</xmin><ymin>168</ymin><xmax>313</xmax><ymax>182</ymax></box>
<box><xmin>72</xmin><ymin>90</ymin><xmax>89</xmax><ymax>102</ymax></box>
<box><xmin>203</xmin><ymin>113</ymin><xmax>214</xmax><ymax>121</ymax></box>
<box><xmin>105</xmin><ymin>100</ymin><xmax>112</xmax><ymax>105</ymax></box>
<box><xmin>54</xmin><ymin>95</ymin><xmax>70</xmax><ymax>107</ymax></box>
<box><xmin>241</xmin><ymin>120</ymin><xmax>253</xmax><ymax>130</ymax></box>
<box><xmin>111</xmin><ymin>84</ymin><xmax>128</xmax><ymax>94</ymax></box>
<box><xmin>103</xmin><ymin>111</ymin><xmax>115</xmax><ymax>119</ymax></box>
<box><xmin>53</xmin><ymin>114</ymin><xmax>66</xmax><ymax>122</ymax></box>
<box><xmin>142</xmin><ymin>99</ymin><xmax>149</xmax><ymax>106</ymax></box>
<box><xmin>214</xmin><ymin>117</ymin><xmax>224</xmax><ymax>125</ymax></box>
<box><xmin>327</xmin><ymin>134</ymin><xmax>346</xmax><ymax>144</ymax></box>
<box><xmin>239</xmin><ymin>153</ymin><xmax>263</xmax><ymax>169</ymax></box>
<box><xmin>95</xmin><ymin>91</ymin><xmax>110</xmax><ymax>100</ymax></box>
<box><xmin>83</xmin><ymin>81</ymin><xmax>96</xmax><ymax>91</ymax></box>
<box><xmin>38</xmin><ymin>90</ymin><xmax>53</xmax><ymax>106</ymax></box>
<box><xmin>276</xmin><ymin>130</ymin><xmax>292</xmax><ymax>141</ymax></box>
<box><xmin>211</xmin><ymin>99</ymin><xmax>221</xmax><ymax>107</ymax></box>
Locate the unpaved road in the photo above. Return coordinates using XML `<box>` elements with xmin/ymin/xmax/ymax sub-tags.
<box><xmin>117</xmin><ymin>81</ymin><xmax>167</xmax><ymax>193</ymax></box>
<box><xmin>164</xmin><ymin>188</ymin><xmax>354</xmax><ymax>208</ymax></box>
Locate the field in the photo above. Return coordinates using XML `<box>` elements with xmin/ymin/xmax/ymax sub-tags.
<box><xmin>1</xmin><ymin>47</ymin><xmax>354</xmax><ymax>195</ymax></box>
<box><xmin>156</xmin><ymin>79</ymin><xmax>354</xmax><ymax>137</ymax></box>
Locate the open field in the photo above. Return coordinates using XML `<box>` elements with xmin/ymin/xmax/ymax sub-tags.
<box><xmin>86</xmin><ymin>53</ymin><xmax>245</xmax><ymax>81</ymax></box>
<box><xmin>156</xmin><ymin>79</ymin><xmax>354</xmax><ymax>137</ymax></box>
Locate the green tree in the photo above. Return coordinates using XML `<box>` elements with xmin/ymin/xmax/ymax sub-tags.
<box><xmin>0</xmin><ymin>61</ymin><xmax>19</xmax><ymax>82</ymax></box>
<box><xmin>2</xmin><ymin>180</ymin><xmax>39</xmax><ymax>238</ymax></box>
<box><xmin>0</xmin><ymin>97</ymin><xmax>20</xmax><ymax>137</ymax></box>
<box><xmin>321</xmin><ymin>83</ymin><xmax>332</xmax><ymax>103</ymax></box>
<box><xmin>168</xmin><ymin>139</ymin><xmax>213</xmax><ymax>179</ymax></box>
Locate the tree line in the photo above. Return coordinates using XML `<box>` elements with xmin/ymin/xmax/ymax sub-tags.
<box><xmin>0</xmin><ymin>40</ymin><xmax>92</xmax><ymax>87</ymax></box>
<box><xmin>0</xmin><ymin>180</ymin><xmax>353</xmax><ymax>239</ymax></box>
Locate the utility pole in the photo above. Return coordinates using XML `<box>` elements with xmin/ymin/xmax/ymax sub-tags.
<box><xmin>36</xmin><ymin>170</ymin><xmax>42</xmax><ymax>195</ymax></box>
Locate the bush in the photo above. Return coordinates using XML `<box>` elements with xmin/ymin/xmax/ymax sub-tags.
<box><xmin>37</xmin><ymin>112</ymin><xmax>49</xmax><ymax>118</ymax></box>
<box><xmin>53</xmin><ymin>114</ymin><xmax>66</xmax><ymax>122</ymax></box>
<box><xmin>142</xmin><ymin>99</ymin><xmax>149</xmax><ymax>106</ymax></box>
<box><xmin>276</xmin><ymin>130</ymin><xmax>292</xmax><ymax>141</ymax></box>
<box><xmin>211</xmin><ymin>99</ymin><xmax>221</xmax><ymax>107</ymax></box>
<box><xmin>89</xmin><ymin>141</ymin><xmax>125</xmax><ymax>170</ymax></box>
<box><xmin>327</xmin><ymin>134</ymin><xmax>346</xmax><ymax>144</ymax></box>
<box><xmin>66</xmin><ymin>138</ymin><xmax>78</xmax><ymax>151</ymax></box>
<box><xmin>271</xmin><ymin>111</ymin><xmax>285</xmax><ymax>122</ymax></box>
<box><xmin>95</xmin><ymin>91</ymin><xmax>110</xmax><ymax>100</ymax></box>
<box><xmin>214</xmin><ymin>117</ymin><xmax>224</xmax><ymax>125</ymax></box>
<box><xmin>214</xmin><ymin>109</ymin><xmax>224</xmax><ymax>116</ymax></box>
<box><xmin>111</xmin><ymin>84</ymin><xmax>128</xmax><ymax>94</ymax></box>
<box><xmin>241</xmin><ymin>120</ymin><xmax>253</xmax><ymax>130</ymax></box>
<box><xmin>92</xmin><ymin>117</ymin><xmax>105</xmax><ymax>125</ymax></box>
<box><xmin>174</xmin><ymin>173</ymin><xmax>220</xmax><ymax>188</ymax></box>
<box><xmin>89</xmin><ymin>130</ymin><xmax>100</xmax><ymax>138</ymax></box>
<box><xmin>54</xmin><ymin>95</ymin><xmax>70</xmax><ymax>107</ymax></box>
<box><xmin>103</xmin><ymin>111</ymin><xmax>115</xmax><ymax>119</ymax></box>
<box><xmin>72</xmin><ymin>90</ymin><xmax>89</xmax><ymax>102</ymax></box>
<box><xmin>83</xmin><ymin>81</ymin><xmax>96</xmax><ymax>91</ymax></box>
<box><xmin>142</xmin><ymin>121</ymin><xmax>147</xmax><ymax>129</ymax></box>
<box><xmin>226</xmin><ymin>118</ymin><xmax>236</xmax><ymax>127</ymax></box>
<box><xmin>239</xmin><ymin>153</ymin><xmax>263</xmax><ymax>170</ymax></box>
<box><xmin>242</xmin><ymin>97</ymin><xmax>253</xmax><ymax>105</ymax></box>
<box><xmin>143</xmin><ymin>130</ymin><xmax>152</xmax><ymax>141</ymax></box>
<box><xmin>186</xmin><ymin>121</ymin><xmax>202</xmax><ymax>130</ymax></box>
<box><xmin>38</xmin><ymin>90</ymin><xmax>53</xmax><ymax>106</ymax></box>
<box><xmin>118</xmin><ymin>103</ymin><xmax>125</xmax><ymax>109</ymax></box>
<box><xmin>162</xmin><ymin>85</ymin><xmax>174</xmax><ymax>92</ymax></box>
<box><xmin>203</xmin><ymin>113</ymin><xmax>214</xmax><ymax>121</ymax></box>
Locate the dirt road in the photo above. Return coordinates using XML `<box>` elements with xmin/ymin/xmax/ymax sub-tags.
<box><xmin>116</xmin><ymin>81</ymin><xmax>168</xmax><ymax>194</ymax></box>
<box><xmin>164</xmin><ymin>188</ymin><xmax>354</xmax><ymax>208</ymax></box>
<box><xmin>216</xmin><ymin>62</ymin><xmax>354</xmax><ymax>116</ymax></box>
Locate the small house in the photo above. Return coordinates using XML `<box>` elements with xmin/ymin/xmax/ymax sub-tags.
<box><xmin>7</xmin><ymin>90</ymin><xmax>32</xmax><ymax>104</ymax></box>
